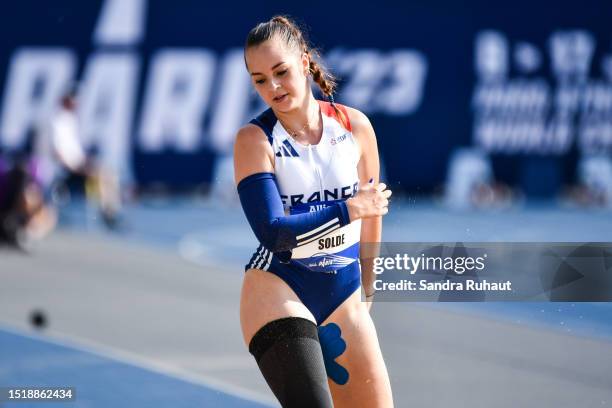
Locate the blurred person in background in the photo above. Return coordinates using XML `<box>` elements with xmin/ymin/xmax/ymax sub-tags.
<box><xmin>235</xmin><ymin>16</ymin><xmax>393</xmax><ymax>407</ymax></box>
<box><xmin>0</xmin><ymin>150</ymin><xmax>56</xmax><ymax>247</ymax></box>
<box><xmin>35</xmin><ymin>87</ymin><xmax>122</xmax><ymax>230</ymax></box>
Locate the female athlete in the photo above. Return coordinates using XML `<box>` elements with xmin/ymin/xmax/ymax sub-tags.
<box><xmin>234</xmin><ymin>15</ymin><xmax>394</xmax><ymax>407</ymax></box>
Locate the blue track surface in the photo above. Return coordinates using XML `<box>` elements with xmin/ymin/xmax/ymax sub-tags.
<box><xmin>0</xmin><ymin>328</ymin><xmax>271</xmax><ymax>408</ymax></box>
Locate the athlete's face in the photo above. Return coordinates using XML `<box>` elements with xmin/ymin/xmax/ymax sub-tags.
<box><xmin>245</xmin><ymin>37</ymin><xmax>310</xmax><ymax>112</ymax></box>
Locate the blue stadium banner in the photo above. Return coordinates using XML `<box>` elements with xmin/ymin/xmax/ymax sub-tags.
<box><xmin>0</xmin><ymin>0</ymin><xmax>609</xmax><ymax>191</ymax></box>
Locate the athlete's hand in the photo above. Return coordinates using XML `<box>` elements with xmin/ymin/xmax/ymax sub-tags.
<box><xmin>346</xmin><ymin>181</ymin><xmax>392</xmax><ymax>221</ymax></box>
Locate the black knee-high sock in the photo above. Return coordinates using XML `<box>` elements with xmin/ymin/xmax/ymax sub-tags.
<box><xmin>249</xmin><ymin>317</ymin><xmax>333</xmax><ymax>408</ymax></box>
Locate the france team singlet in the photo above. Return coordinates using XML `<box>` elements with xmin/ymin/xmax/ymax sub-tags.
<box><xmin>247</xmin><ymin>100</ymin><xmax>362</xmax><ymax>274</ymax></box>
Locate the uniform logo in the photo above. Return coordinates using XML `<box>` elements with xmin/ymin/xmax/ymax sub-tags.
<box><xmin>275</xmin><ymin>139</ymin><xmax>299</xmax><ymax>157</ymax></box>
<box><xmin>330</xmin><ymin>133</ymin><xmax>349</xmax><ymax>146</ymax></box>
<box><xmin>307</xmin><ymin>253</ymin><xmax>355</xmax><ymax>271</ymax></box>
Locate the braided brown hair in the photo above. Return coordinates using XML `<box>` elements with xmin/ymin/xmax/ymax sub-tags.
<box><xmin>245</xmin><ymin>15</ymin><xmax>337</xmax><ymax>100</ymax></box>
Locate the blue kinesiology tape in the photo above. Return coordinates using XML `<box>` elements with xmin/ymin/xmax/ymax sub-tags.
<box><xmin>317</xmin><ymin>323</ymin><xmax>349</xmax><ymax>385</ymax></box>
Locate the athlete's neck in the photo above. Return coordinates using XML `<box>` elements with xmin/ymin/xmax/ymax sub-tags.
<box><xmin>275</xmin><ymin>96</ymin><xmax>322</xmax><ymax>145</ymax></box>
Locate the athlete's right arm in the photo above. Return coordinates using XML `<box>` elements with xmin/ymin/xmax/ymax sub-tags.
<box><xmin>234</xmin><ymin>124</ymin><xmax>275</xmax><ymax>180</ymax></box>
<box><xmin>234</xmin><ymin>125</ymin><xmax>352</xmax><ymax>253</ymax></box>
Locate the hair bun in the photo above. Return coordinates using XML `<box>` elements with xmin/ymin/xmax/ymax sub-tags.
<box><xmin>271</xmin><ymin>16</ymin><xmax>290</xmax><ymax>25</ymax></box>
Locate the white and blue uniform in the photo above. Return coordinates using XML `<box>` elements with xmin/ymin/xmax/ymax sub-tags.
<box><xmin>244</xmin><ymin>101</ymin><xmax>362</xmax><ymax>324</ymax></box>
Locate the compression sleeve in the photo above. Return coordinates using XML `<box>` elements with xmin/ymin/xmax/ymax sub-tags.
<box><xmin>237</xmin><ymin>172</ymin><xmax>351</xmax><ymax>253</ymax></box>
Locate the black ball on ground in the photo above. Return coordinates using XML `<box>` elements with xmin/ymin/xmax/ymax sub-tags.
<box><xmin>29</xmin><ymin>309</ymin><xmax>47</xmax><ymax>330</ymax></box>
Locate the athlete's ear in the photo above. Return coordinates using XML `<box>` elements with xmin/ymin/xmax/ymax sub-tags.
<box><xmin>301</xmin><ymin>52</ymin><xmax>310</xmax><ymax>76</ymax></box>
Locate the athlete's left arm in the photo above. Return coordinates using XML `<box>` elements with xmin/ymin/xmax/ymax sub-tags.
<box><xmin>346</xmin><ymin>107</ymin><xmax>383</xmax><ymax>305</ymax></box>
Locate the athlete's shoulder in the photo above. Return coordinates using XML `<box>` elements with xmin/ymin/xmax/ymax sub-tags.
<box><xmin>235</xmin><ymin>123</ymin><xmax>269</xmax><ymax>147</ymax></box>
<box><xmin>248</xmin><ymin>107</ymin><xmax>277</xmax><ymax>139</ymax></box>
<box><xmin>319</xmin><ymin>100</ymin><xmax>373</xmax><ymax>135</ymax></box>
<box><xmin>342</xmin><ymin>105</ymin><xmax>373</xmax><ymax>134</ymax></box>
<box><xmin>336</xmin><ymin>105</ymin><xmax>377</xmax><ymax>158</ymax></box>
<box><xmin>318</xmin><ymin>100</ymin><xmax>352</xmax><ymax>132</ymax></box>
<box><xmin>236</xmin><ymin>107</ymin><xmax>276</xmax><ymax>143</ymax></box>
<box><xmin>234</xmin><ymin>122</ymin><xmax>274</xmax><ymax>183</ymax></box>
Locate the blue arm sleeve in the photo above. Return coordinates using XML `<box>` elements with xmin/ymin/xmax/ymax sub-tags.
<box><xmin>237</xmin><ymin>172</ymin><xmax>351</xmax><ymax>253</ymax></box>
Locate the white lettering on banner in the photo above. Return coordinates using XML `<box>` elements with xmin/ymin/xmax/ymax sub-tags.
<box><xmin>138</xmin><ymin>49</ymin><xmax>215</xmax><ymax>152</ymax></box>
<box><xmin>94</xmin><ymin>0</ymin><xmax>147</xmax><ymax>46</ymax></box>
<box><xmin>375</xmin><ymin>50</ymin><xmax>428</xmax><ymax>115</ymax></box>
<box><xmin>0</xmin><ymin>48</ymin><xmax>76</xmax><ymax>148</ymax></box>
<box><xmin>207</xmin><ymin>49</ymin><xmax>252</xmax><ymax>153</ymax></box>
<box><xmin>514</xmin><ymin>42</ymin><xmax>541</xmax><ymax>74</ymax></box>
<box><xmin>476</xmin><ymin>31</ymin><xmax>508</xmax><ymax>82</ymax></box>
<box><xmin>328</xmin><ymin>49</ymin><xmax>382</xmax><ymax>111</ymax></box>
<box><xmin>0</xmin><ymin>45</ymin><xmax>428</xmax><ymax>179</ymax></box>
<box><xmin>79</xmin><ymin>53</ymin><xmax>139</xmax><ymax>172</ymax></box>
<box><xmin>473</xmin><ymin>30</ymin><xmax>612</xmax><ymax>155</ymax></box>
<box><xmin>580</xmin><ymin>82</ymin><xmax>612</xmax><ymax>153</ymax></box>
<box><xmin>549</xmin><ymin>31</ymin><xmax>595</xmax><ymax>83</ymax></box>
<box><xmin>326</xmin><ymin>48</ymin><xmax>427</xmax><ymax>115</ymax></box>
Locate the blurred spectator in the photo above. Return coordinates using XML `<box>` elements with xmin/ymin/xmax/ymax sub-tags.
<box><xmin>445</xmin><ymin>148</ymin><xmax>514</xmax><ymax>209</ymax></box>
<box><xmin>565</xmin><ymin>154</ymin><xmax>612</xmax><ymax>208</ymax></box>
<box><xmin>35</xmin><ymin>87</ymin><xmax>122</xmax><ymax>229</ymax></box>
<box><xmin>0</xmin><ymin>152</ymin><xmax>56</xmax><ymax>247</ymax></box>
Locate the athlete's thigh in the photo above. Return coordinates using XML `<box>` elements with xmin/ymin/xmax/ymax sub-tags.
<box><xmin>240</xmin><ymin>268</ymin><xmax>316</xmax><ymax>347</ymax></box>
<box><xmin>322</xmin><ymin>289</ymin><xmax>394</xmax><ymax>408</ymax></box>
